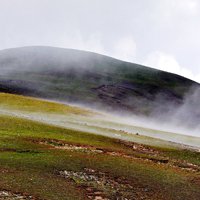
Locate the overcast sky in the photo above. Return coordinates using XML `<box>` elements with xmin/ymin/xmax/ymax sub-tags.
<box><xmin>0</xmin><ymin>0</ymin><xmax>200</xmax><ymax>83</ymax></box>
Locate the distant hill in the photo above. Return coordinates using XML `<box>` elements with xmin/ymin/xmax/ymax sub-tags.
<box><xmin>0</xmin><ymin>46</ymin><xmax>199</xmax><ymax>116</ymax></box>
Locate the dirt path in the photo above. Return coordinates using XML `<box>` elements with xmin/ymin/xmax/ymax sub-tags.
<box><xmin>37</xmin><ymin>138</ymin><xmax>200</xmax><ymax>173</ymax></box>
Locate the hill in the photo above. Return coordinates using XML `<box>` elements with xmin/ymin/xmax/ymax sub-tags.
<box><xmin>0</xmin><ymin>46</ymin><xmax>199</xmax><ymax>116</ymax></box>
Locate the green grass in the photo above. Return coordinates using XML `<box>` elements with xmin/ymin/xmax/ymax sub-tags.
<box><xmin>0</xmin><ymin>92</ymin><xmax>92</xmax><ymax>115</ymax></box>
<box><xmin>0</xmin><ymin>114</ymin><xmax>200</xmax><ymax>199</ymax></box>
<box><xmin>0</xmin><ymin>92</ymin><xmax>200</xmax><ymax>199</ymax></box>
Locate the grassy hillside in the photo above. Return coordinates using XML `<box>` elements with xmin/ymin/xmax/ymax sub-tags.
<box><xmin>0</xmin><ymin>94</ymin><xmax>200</xmax><ymax>199</ymax></box>
<box><xmin>0</xmin><ymin>92</ymin><xmax>92</xmax><ymax>115</ymax></box>
<box><xmin>0</xmin><ymin>46</ymin><xmax>199</xmax><ymax>115</ymax></box>
<box><xmin>1</xmin><ymin>92</ymin><xmax>200</xmax><ymax>148</ymax></box>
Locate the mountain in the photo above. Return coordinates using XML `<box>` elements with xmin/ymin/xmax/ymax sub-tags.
<box><xmin>1</xmin><ymin>46</ymin><xmax>200</xmax><ymax>200</ymax></box>
<box><xmin>0</xmin><ymin>46</ymin><xmax>199</xmax><ymax>116</ymax></box>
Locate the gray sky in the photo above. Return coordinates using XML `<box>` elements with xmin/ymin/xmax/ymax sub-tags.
<box><xmin>0</xmin><ymin>0</ymin><xmax>200</xmax><ymax>82</ymax></box>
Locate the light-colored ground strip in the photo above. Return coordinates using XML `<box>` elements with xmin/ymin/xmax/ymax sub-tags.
<box><xmin>0</xmin><ymin>191</ymin><xmax>33</xmax><ymax>200</ymax></box>
<box><xmin>40</xmin><ymin>139</ymin><xmax>200</xmax><ymax>173</ymax></box>
<box><xmin>40</xmin><ymin>141</ymin><xmax>103</xmax><ymax>153</ymax></box>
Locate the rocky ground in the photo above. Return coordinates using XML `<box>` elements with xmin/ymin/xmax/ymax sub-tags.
<box><xmin>0</xmin><ymin>191</ymin><xmax>34</xmax><ymax>200</ymax></box>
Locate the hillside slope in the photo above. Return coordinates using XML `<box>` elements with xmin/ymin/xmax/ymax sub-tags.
<box><xmin>0</xmin><ymin>92</ymin><xmax>200</xmax><ymax>200</ymax></box>
<box><xmin>0</xmin><ymin>46</ymin><xmax>199</xmax><ymax>116</ymax></box>
<box><xmin>1</xmin><ymin>92</ymin><xmax>200</xmax><ymax>147</ymax></box>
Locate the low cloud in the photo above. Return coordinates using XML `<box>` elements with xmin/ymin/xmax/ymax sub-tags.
<box><xmin>144</xmin><ymin>51</ymin><xmax>200</xmax><ymax>83</ymax></box>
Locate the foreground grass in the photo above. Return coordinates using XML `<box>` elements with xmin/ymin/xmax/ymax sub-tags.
<box><xmin>0</xmin><ymin>93</ymin><xmax>200</xmax><ymax>199</ymax></box>
<box><xmin>0</xmin><ymin>115</ymin><xmax>200</xmax><ymax>200</ymax></box>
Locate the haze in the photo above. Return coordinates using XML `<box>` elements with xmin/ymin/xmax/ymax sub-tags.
<box><xmin>0</xmin><ymin>0</ymin><xmax>200</xmax><ymax>83</ymax></box>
